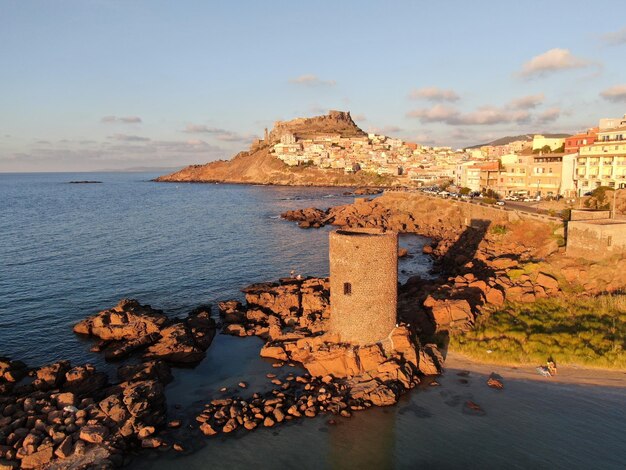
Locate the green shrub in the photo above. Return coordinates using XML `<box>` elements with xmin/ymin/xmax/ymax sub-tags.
<box><xmin>491</xmin><ymin>224</ymin><xmax>508</xmax><ymax>235</ymax></box>
<box><xmin>449</xmin><ymin>295</ymin><xmax>626</xmax><ymax>369</ymax></box>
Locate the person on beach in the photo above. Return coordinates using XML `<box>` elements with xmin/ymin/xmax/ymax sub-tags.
<box><xmin>547</xmin><ymin>359</ymin><xmax>557</xmax><ymax>376</ymax></box>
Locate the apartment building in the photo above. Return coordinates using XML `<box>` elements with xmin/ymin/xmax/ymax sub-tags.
<box><xmin>575</xmin><ymin>125</ymin><xmax>626</xmax><ymax>195</ymax></box>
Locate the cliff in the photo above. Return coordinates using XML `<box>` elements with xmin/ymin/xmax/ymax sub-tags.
<box><xmin>155</xmin><ymin>111</ymin><xmax>392</xmax><ymax>186</ymax></box>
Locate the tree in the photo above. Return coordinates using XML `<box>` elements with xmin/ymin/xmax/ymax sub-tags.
<box><xmin>459</xmin><ymin>187</ymin><xmax>471</xmax><ymax>195</ymax></box>
<box><xmin>439</xmin><ymin>179</ymin><xmax>453</xmax><ymax>191</ymax></box>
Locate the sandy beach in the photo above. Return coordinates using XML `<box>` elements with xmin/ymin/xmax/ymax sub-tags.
<box><xmin>445</xmin><ymin>351</ymin><xmax>626</xmax><ymax>388</ymax></box>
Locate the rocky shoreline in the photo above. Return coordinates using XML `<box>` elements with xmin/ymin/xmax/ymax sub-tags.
<box><xmin>281</xmin><ymin>195</ymin><xmax>565</xmax><ymax>337</ymax></box>
<box><xmin>0</xmin><ymin>299</ymin><xmax>218</xmax><ymax>469</ymax></box>
<box><xmin>3</xmin><ymin>191</ymin><xmax>623</xmax><ymax>469</ymax></box>
<box><xmin>0</xmin><ymin>274</ymin><xmax>442</xmax><ymax>469</ymax></box>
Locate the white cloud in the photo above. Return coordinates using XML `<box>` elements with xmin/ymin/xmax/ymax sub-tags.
<box><xmin>407</xmin><ymin>104</ymin><xmax>459</xmax><ymax>123</ymax></box>
<box><xmin>602</xmin><ymin>27</ymin><xmax>626</xmax><ymax>46</ymax></box>
<box><xmin>101</xmin><ymin>115</ymin><xmax>142</xmax><ymax>124</ymax></box>
<box><xmin>182</xmin><ymin>124</ymin><xmax>256</xmax><ymax>143</ymax></box>
<box><xmin>407</xmin><ymin>104</ymin><xmax>530</xmax><ymax>126</ymax></box>
<box><xmin>536</xmin><ymin>107</ymin><xmax>561</xmax><ymax>124</ymax></box>
<box><xmin>368</xmin><ymin>125</ymin><xmax>403</xmax><ymax>135</ymax></box>
<box><xmin>108</xmin><ymin>134</ymin><xmax>151</xmax><ymax>142</ymax></box>
<box><xmin>519</xmin><ymin>48</ymin><xmax>590</xmax><ymax>78</ymax></box>
<box><xmin>507</xmin><ymin>94</ymin><xmax>544</xmax><ymax>110</ymax></box>
<box><xmin>289</xmin><ymin>74</ymin><xmax>336</xmax><ymax>87</ymax></box>
<box><xmin>600</xmin><ymin>84</ymin><xmax>626</xmax><ymax>102</ymax></box>
<box><xmin>409</xmin><ymin>87</ymin><xmax>460</xmax><ymax>102</ymax></box>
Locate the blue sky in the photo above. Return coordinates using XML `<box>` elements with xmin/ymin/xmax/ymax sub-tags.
<box><xmin>2</xmin><ymin>0</ymin><xmax>626</xmax><ymax>171</ymax></box>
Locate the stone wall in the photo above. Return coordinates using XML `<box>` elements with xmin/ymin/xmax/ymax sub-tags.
<box><xmin>329</xmin><ymin>229</ymin><xmax>397</xmax><ymax>345</ymax></box>
<box><xmin>566</xmin><ymin>219</ymin><xmax>626</xmax><ymax>259</ymax></box>
<box><xmin>570</xmin><ymin>209</ymin><xmax>611</xmax><ymax>221</ymax></box>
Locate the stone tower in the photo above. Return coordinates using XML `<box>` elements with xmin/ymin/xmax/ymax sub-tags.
<box><xmin>329</xmin><ymin>228</ymin><xmax>398</xmax><ymax>345</ymax></box>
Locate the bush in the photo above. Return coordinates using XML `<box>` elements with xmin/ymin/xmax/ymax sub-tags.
<box><xmin>449</xmin><ymin>296</ymin><xmax>626</xmax><ymax>369</ymax></box>
<box><xmin>459</xmin><ymin>187</ymin><xmax>471</xmax><ymax>195</ymax></box>
<box><xmin>482</xmin><ymin>197</ymin><xmax>497</xmax><ymax>205</ymax></box>
<box><xmin>491</xmin><ymin>224</ymin><xmax>508</xmax><ymax>235</ymax></box>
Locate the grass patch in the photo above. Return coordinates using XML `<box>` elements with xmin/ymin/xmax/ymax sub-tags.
<box><xmin>449</xmin><ymin>295</ymin><xmax>626</xmax><ymax>370</ymax></box>
<box><xmin>490</xmin><ymin>224</ymin><xmax>508</xmax><ymax>235</ymax></box>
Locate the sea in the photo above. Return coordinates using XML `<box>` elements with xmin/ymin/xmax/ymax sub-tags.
<box><xmin>1</xmin><ymin>172</ymin><xmax>625</xmax><ymax>469</ymax></box>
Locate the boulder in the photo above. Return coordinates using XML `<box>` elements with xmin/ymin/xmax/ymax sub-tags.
<box><xmin>302</xmin><ymin>345</ymin><xmax>361</xmax><ymax>378</ymax></box>
<box><xmin>117</xmin><ymin>361</ymin><xmax>173</xmax><ymax>384</ymax></box>
<box><xmin>260</xmin><ymin>344</ymin><xmax>289</xmax><ymax>362</ymax></box>
<box><xmin>33</xmin><ymin>361</ymin><xmax>71</xmax><ymax>391</ymax></box>
<box><xmin>103</xmin><ymin>333</ymin><xmax>160</xmax><ymax>361</ymax></box>
<box><xmin>54</xmin><ymin>435</ymin><xmax>73</xmax><ymax>459</ymax></box>
<box><xmin>243</xmin><ymin>283</ymin><xmax>300</xmax><ymax>317</ymax></box>
<box><xmin>63</xmin><ymin>364</ymin><xmax>108</xmax><ymax>396</ymax></box>
<box><xmin>144</xmin><ymin>323</ymin><xmax>205</xmax><ymax>364</ymax></box>
<box><xmin>20</xmin><ymin>446</ymin><xmax>54</xmax><ymax>469</ymax></box>
<box><xmin>99</xmin><ymin>395</ymin><xmax>130</xmax><ymax>423</ymax></box>
<box><xmin>349</xmin><ymin>379</ymin><xmax>397</xmax><ymax>406</ymax></box>
<box><xmin>485</xmin><ymin>287</ymin><xmax>505</xmax><ymax>306</ymax></box>
<box><xmin>535</xmin><ymin>272</ymin><xmax>560</xmax><ymax>292</ymax></box>
<box><xmin>79</xmin><ymin>425</ymin><xmax>109</xmax><ymax>444</ymax></box>
<box><xmin>424</xmin><ymin>297</ymin><xmax>473</xmax><ymax>330</ymax></box>
<box><xmin>73</xmin><ymin>298</ymin><xmax>168</xmax><ymax>341</ymax></box>
<box><xmin>200</xmin><ymin>422</ymin><xmax>217</xmax><ymax>436</ymax></box>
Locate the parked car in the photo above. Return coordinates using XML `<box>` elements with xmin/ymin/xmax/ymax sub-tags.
<box><xmin>496</xmin><ymin>201</ymin><xmax>505</xmax><ymax>206</ymax></box>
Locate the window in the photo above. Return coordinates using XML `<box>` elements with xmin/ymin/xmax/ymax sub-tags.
<box><xmin>343</xmin><ymin>282</ymin><xmax>352</xmax><ymax>295</ymax></box>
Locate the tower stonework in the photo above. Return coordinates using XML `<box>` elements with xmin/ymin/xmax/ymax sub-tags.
<box><xmin>329</xmin><ymin>228</ymin><xmax>398</xmax><ymax>345</ymax></box>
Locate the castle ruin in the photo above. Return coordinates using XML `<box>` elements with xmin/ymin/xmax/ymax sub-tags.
<box><xmin>329</xmin><ymin>228</ymin><xmax>398</xmax><ymax>345</ymax></box>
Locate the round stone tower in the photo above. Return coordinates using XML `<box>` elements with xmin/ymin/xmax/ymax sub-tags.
<box><xmin>329</xmin><ymin>228</ymin><xmax>398</xmax><ymax>345</ymax></box>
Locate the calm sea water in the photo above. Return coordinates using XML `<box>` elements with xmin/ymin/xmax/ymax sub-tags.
<box><xmin>1</xmin><ymin>172</ymin><xmax>625</xmax><ymax>469</ymax></box>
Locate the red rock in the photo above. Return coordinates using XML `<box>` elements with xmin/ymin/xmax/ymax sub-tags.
<box><xmin>141</xmin><ymin>438</ymin><xmax>164</xmax><ymax>448</ymax></box>
<box><xmin>222</xmin><ymin>418</ymin><xmax>238</xmax><ymax>433</ymax></box>
<box><xmin>20</xmin><ymin>446</ymin><xmax>53</xmax><ymax>469</ymax></box>
<box><xmin>73</xmin><ymin>298</ymin><xmax>168</xmax><ymax>341</ymax></box>
<box><xmin>349</xmin><ymin>379</ymin><xmax>397</xmax><ymax>406</ymax></box>
<box><xmin>117</xmin><ymin>360</ymin><xmax>172</xmax><ymax>384</ymax></box>
<box><xmin>260</xmin><ymin>344</ymin><xmax>289</xmax><ymax>361</ymax></box>
<box><xmin>485</xmin><ymin>287</ymin><xmax>505</xmax><ymax>306</ymax></box>
<box><xmin>63</xmin><ymin>364</ymin><xmax>108</xmax><ymax>396</ymax></box>
<box><xmin>144</xmin><ymin>323</ymin><xmax>205</xmax><ymax>363</ymax></box>
<box><xmin>54</xmin><ymin>436</ymin><xmax>73</xmax><ymax>459</ymax></box>
<box><xmin>535</xmin><ymin>272</ymin><xmax>560</xmax><ymax>292</ymax></box>
<box><xmin>33</xmin><ymin>361</ymin><xmax>71</xmax><ymax>390</ymax></box>
<box><xmin>487</xmin><ymin>377</ymin><xmax>504</xmax><ymax>389</ymax></box>
<box><xmin>199</xmin><ymin>422</ymin><xmax>217</xmax><ymax>436</ymax></box>
<box><xmin>99</xmin><ymin>395</ymin><xmax>130</xmax><ymax>423</ymax></box>
<box><xmin>424</xmin><ymin>297</ymin><xmax>473</xmax><ymax>330</ymax></box>
<box><xmin>79</xmin><ymin>425</ymin><xmax>109</xmax><ymax>444</ymax></box>
<box><xmin>54</xmin><ymin>392</ymin><xmax>76</xmax><ymax>408</ymax></box>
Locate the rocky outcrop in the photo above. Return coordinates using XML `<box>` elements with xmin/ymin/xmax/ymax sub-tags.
<box><xmin>281</xmin><ymin>192</ymin><xmax>570</xmax><ymax>334</ymax></box>
<box><xmin>74</xmin><ymin>300</ymin><xmax>216</xmax><ymax>364</ymax></box>
<box><xmin>219</xmin><ymin>276</ymin><xmax>442</xmax><ymax>421</ymax></box>
<box><xmin>73</xmin><ymin>299</ymin><xmax>168</xmax><ymax>341</ymax></box>
<box><xmin>220</xmin><ymin>277</ymin><xmax>330</xmax><ymax>340</ymax></box>
<box><xmin>0</xmin><ymin>358</ymin><xmax>168</xmax><ymax>469</ymax></box>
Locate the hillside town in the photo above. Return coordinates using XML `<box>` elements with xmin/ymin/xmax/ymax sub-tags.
<box><xmin>270</xmin><ymin>113</ymin><xmax>626</xmax><ymax>198</ymax></box>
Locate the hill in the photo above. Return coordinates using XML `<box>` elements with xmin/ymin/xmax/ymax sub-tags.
<box><xmin>155</xmin><ymin>111</ymin><xmax>395</xmax><ymax>186</ymax></box>
<box><xmin>466</xmin><ymin>133</ymin><xmax>571</xmax><ymax>149</ymax></box>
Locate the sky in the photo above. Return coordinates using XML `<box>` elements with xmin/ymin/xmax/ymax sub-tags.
<box><xmin>2</xmin><ymin>0</ymin><xmax>626</xmax><ymax>172</ymax></box>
